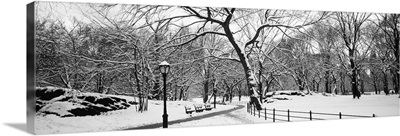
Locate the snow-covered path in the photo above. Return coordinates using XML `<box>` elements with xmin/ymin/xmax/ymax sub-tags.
<box><xmin>35</xmin><ymin>100</ymin><xmax>238</xmax><ymax>134</ymax></box>
<box><xmin>128</xmin><ymin>105</ymin><xmax>249</xmax><ymax>129</ymax></box>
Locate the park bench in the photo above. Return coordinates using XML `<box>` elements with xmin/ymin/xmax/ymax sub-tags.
<box><xmin>193</xmin><ymin>104</ymin><xmax>204</xmax><ymax>113</ymax></box>
<box><xmin>204</xmin><ymin>103</ymin><xmax>212</xmax><ymax>111</ymax></box>
<box><xmin>184</xmin><ymin>105</ymin><xmax>194</xmax><ymax>114</ymax></box>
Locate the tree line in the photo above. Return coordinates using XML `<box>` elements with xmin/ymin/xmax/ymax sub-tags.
<box><xmin>35</xmin><ymin>2</ymin><xmax>399</xmax><ymax>111</ymax></box>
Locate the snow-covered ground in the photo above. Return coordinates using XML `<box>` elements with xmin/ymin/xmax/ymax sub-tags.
<box><xmin>262</xmin><ymin>94</ymin><xmax>399</xmax><ymax>117</ymax></box>
<box><xmin>173</xmin><ymin>94</ymin><xmax>399</xmax><ymax>127</ymax></box>
<box><xmin>35</xmin><ymin>98</ymin><xmax>236</xmax><ymax>134</ymax></box>
<box><xmin>35</xmin><ymin>94</ymin><xmax>399</xmax><ymax>134</ymax></box>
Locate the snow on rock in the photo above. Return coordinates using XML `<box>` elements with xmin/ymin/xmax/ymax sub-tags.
<box><xmin>272</xmin><ymin>90</ymin><xmax>305</xmax><ymax>96</ymax></box>
<box><xmin>271</xmin><ymin>95</ymin><xmax>293</xmax><ymax>100</ymax></box>
<box><xmin>263</xmin><ymin>98</ymin><xmax>276</xmax><ymax>103</ymax></box>
<box><xmin>38</xmin><ymin>101</ymin><xmax>84</xmax><ymax>117</ymax></box>
<box><xmin>36</xmin><ymin>87</ymin><xmax>137</xmax><ymax>117</ymax></box>
<box><xmin>322</xmin><ymin>92</ymin><xmax>335</xmax><ymax>97</ymax></box>
<box><xmin>263</xmin><ymin>90</ymin><xmax>305</xmax><ymax>103</ymax></box>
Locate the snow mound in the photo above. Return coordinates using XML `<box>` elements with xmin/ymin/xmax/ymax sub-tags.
<box><xmin>274</xmin><ymin>90</ymin><xmax>305</xmax><ymax>96</ymax></box>
<box><xmin>265</xmin><ymin>90</ymin><xmax>305</xmax><ymax>98</ymax></box>
<box><xmin>322</xmin><ymin>92</ymin><xmax>335</xmax><ymax>97</ymax></box>
<box><xmin>271</xmin><ymin>95</ymin><xmax>293</xmax><ymax>100</ymax></box>
<box><xmin>36</xmin><ymin>87</ymin><xmax>137</xmax><ymax>117</ymax></box>
<box><xmin>263</xmin><ymin>90</ymin><xmax>305</xmax><ymax>103</ymax></box>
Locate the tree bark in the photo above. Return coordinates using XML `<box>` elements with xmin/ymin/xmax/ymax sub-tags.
<box><xmin>360</xmin><ymin>79</ymin><xmax>365</xmax><ymax>94</ymax></box>
<box><xmin>391</xmin><ymin>69</ymin><xmax>399</xmax><ymax>94</ymax></box>
<box><xmin>174</xmin><ymin>85</ymin><xmax>178</xmax><ymax>101</ymax></box>
<box><xmin>133</xmin><ymin>65</ymin><xmax>144</xmax><ymax>111</ymax></box>
<box><xmin>382</xmin><ymin>70</ymin><xmax>389</xmax><ymax>95</ymax></box>
<box><xmin>238</xmin><ymin>84</ymin><xmax>242</xmax><ymax>101</ymax></box>
<box><xmin>340</xmin><ymin>71</ymin><xmax>346</xmax><ymax>95</ymax></box>
<box><xmin>179</xmin><ymin>87</ymin><xmax>184</xmax><ymax>100</ymax></box>
<box><xmin>372</xmin><ymin>71</ymin><xmax>379</xmax><ymax>94</ymax></box>
<box><xmin>258</xmin><ymin>61</ymin><xmax>263</xmax><ymax>103</ymax></box>
<box><xmin>350</xmin><ymin>56</ymin><xmax>360</xmax><ymax>99</ymax></box>
<box><xmin>203</xmin><ymin>78</ymin><xmax>209</xmax><ymax>103</ymax></box>
<box><xmin>297</xmin><ymin>77</ymin><xmax>305</xmax><ymax>91</ymax></box>
<box><xmin>97</xmin><ymin>72</ymin><xmax>104</xmax><ymax>94</ymax></box>
<box><xmin>203</xmin><ymin>62</ymin><xmax>209</xmax><ymax>103</ymax></box>
<box><xmin>325</xmin><ymin>71</ymin><xmax>330</xmax><ymax>93</ymax></box>
<box><xmin>222</xmin><ymin>24</ymin><xmax>262</xmax><ymax>110</ymax></box>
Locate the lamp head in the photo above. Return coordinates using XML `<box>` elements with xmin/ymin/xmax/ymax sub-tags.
<box><xmin>159</xmin><ymin>61</ymin><xmax>170</xmax><ymax>74</ymax></box>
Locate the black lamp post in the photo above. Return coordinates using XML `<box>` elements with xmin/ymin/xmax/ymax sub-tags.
<box><xmin>159</xmin><ymin>61</ymin><xmax>170</xmax><ymax>128</ymax></box>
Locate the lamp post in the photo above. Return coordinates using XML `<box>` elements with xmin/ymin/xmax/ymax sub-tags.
<box><xmin>159</xmin><ymin>61</ymin><xmax>170</xmax><ymax>128</ymax></box>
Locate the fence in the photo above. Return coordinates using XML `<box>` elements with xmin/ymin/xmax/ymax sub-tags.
<box><xmin>246</xmin><ymin>103</ymin><xmax>375</xmax><ymax>122</ymax></box>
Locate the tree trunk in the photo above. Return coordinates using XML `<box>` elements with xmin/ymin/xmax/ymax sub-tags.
<box><xmin>179</xmin><ymin>87</ymin><xmax>184</xmax><ymax>100</ymax></box>
<box><xmin>154</xmin><ymin>82</ymin><xmax>161</xmax><ymax>100</ymax></box>
<box><xmin>229</xmin><ymin>88</ymin><xmax>233</xmax><ymax>103</ymax></box>
<box><xmin>60</xmin><ymin>74</ymin><xmax>71</xmax><ymax>89</ymax></box>
<box><xmin>395</xmin><ymin>33</ymin><xmax>399</xmax><ymax>95</ymax></box>
<box><xmin>391</xmin><ymin>69</ymin><xmax>399</xmax><ymax>94</ymax></box>
<box><xmin>222</xmin><ymin>92</ymin><xmax>225</xmax><ymax>103</ymax></box>
<box><xmin>372</xmin><ymin>72</ymin><xmax>379</xmax><ymax>94</ymax></box>
<box><xmin>265</xmin><ymin>81</ymin><xmax>271</xmax><ymax>96</ymax></box>
<box><xmin>258</xmin><ymin>61</ymin><xmax>263</xmax><ymax>103</ymax></box>
<box><xmin>133</xmin><ymin>65</ymin><xmax>144</xmax><ymax>112</ymax></box>
<box><xmin>174</xmin><ymin>85</ymin><xmax>178</xmax><ymax>101</ymax></box>
<box><xmin>238</xmin><ymin>84</ymin><xmax>242</xmax><ymax>101</ymax></box>
<box><xmin>382</xmin><ymin>70</ymin><xmax>389</xmax><ymax>95</ymax></box>
<box><xmin>97</xmin><ymin>72</ymin><xmax>104</xmax><ymax>94</ymax></box>
<box><xmin>349</xmin><ymin>50</ymin><xmax>360</xmax><ymax>99</ymax></box>
<box><xmin>222</xmin><ymin>25</ymin><xmax>262</xmax><ymax>110</ymax></box>
<box><xmin>179</xmin><ymin>86</ymin><xmax>189</xmax><ymax>100</ymax></box>
<box><xmin>340</xmin><ymin>71</ymin><xmax>346</xmax><ymax>95</ymax></box>
<box><xmin>395</xmin><ymin>57</ymin><xmax>400</xmax><ymax>94</ymax></box>
<box><xmin>325</xmin><ymin>71</ymin><xmax>330</xmax><ymax>93</ymax></box>
<box><xmin>359</xmin><ymin>77</ymin><xmax>365</xmax><ymax>95</ymax></box>
<box><xmin>297</xmin><ymin>77</ymin><xmax>305</xmax><ymax>91</ymax></box>
<box><xmin>203</xmin><ymin>79</ymin><xmax>209</xmax><ymax>103</ymax></box>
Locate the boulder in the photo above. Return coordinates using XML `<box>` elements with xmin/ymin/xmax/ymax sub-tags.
<box><xmin>36</xmin><ymin>87</ymin><xmax>137</xmax><ymax>117</ymax></box>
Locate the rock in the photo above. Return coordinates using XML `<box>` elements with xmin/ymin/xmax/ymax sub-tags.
<box><xmin>36</xmin><ymin>87</ymin><xmax>67</xmax><ymax>101</ymax></box>
<box><xmin>36</xmin><ymin>87</ymin><xmax>137</xmax><ymax>117</ymax></box>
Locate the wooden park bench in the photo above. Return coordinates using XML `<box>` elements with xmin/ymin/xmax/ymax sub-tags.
<box><xmin>184</xmin><ymin>105</ymin><xmax>194</xmax><ymax>114</ymax></box>
<box><xmin>193</xmin><ymin>104</ymin><xmax>204</xmax><ymax>113</ymax></box>
<box><xmin>204</xmin><ymin>103</ymin><xmax>212</xmax><ymax>111</ymax></box>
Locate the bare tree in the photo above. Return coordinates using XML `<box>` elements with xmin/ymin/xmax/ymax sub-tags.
<box><xmin>334</xmin><ymin>12</ymin><xmax>371</xmax><ymax>99</ymax></box>
<box><xmin>375</xmin><ymin>14</ymin><xmax>400</xmax><ymax>95</ymax></box>
<box><xmin>154</xmin><ymin>7</ymin><xmax>327</xmax><ymax>109</ymax></box>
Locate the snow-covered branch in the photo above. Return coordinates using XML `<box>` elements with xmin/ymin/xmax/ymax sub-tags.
<box><xmin>155</xmin><ymin>31</ymin><xmax>227</xmax><ymax>51</ymax></box>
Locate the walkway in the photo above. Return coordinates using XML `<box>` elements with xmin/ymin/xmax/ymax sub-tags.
<box><xmin>126</xmin><ymin>105</ymin><xmax>247</xmax><ymax>130</ymax></box>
